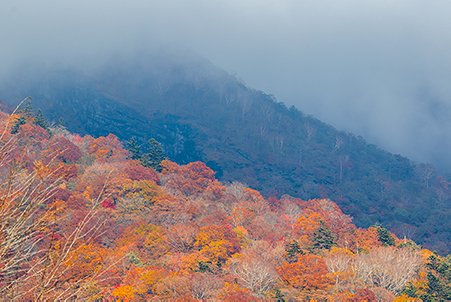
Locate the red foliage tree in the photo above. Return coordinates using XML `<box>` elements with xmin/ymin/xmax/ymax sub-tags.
<box><xmin>161</xmin><ymin>160</ymin><xmax>216</xmax><ymax>195</ymax></box>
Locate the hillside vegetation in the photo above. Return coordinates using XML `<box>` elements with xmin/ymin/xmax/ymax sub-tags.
<box><xmin>0</xmin><ymin>108</ymin><xmax>449</xmax><ymax>301</ymax></box>
<box><xmin>1</xmin><ymin>55</ymin><xmax>449</xmax><ymax>253</ymax></box>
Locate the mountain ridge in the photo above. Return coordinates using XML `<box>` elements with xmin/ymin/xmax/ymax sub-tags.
<box><xmin>1</xmin><ymin>54</ymin><xmax>449</xmax><ymax>253</ymax></box>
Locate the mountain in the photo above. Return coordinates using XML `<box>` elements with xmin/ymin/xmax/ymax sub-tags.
<box><xmin>0</xmin><ymin>109</ymin><xmax>448</xmax><ymax>300</ymax></box>
<box><xmin>0</xmin><ymin>53</ymin><xmax>449</xmax><ymax>253</ymax></box>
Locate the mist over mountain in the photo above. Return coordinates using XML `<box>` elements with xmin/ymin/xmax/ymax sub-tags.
<box><xmin>2</xmin><ymin>0</ymin><xmax>451</xmax><ymax>174</ymax></box>
<box><xmin>1</xmin><ymin>53</ymin><xmax>449</xmax><ymax>253</ymax></box>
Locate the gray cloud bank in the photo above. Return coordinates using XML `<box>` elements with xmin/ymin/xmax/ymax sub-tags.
<box><xmin>1</xmin><ymin>0</ymin><xmax>451</xmax><ymax>172</ymax></box>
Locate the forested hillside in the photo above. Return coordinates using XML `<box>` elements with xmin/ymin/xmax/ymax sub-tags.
<box><xmin>0</xmin><ymin>55</ymin><xmax>449</xmax><ymax>253</ymax></box>
<box><xmin>0</xmin><ymin>109</ymin><xmax>449</xmax><ymax>301</ymax></box>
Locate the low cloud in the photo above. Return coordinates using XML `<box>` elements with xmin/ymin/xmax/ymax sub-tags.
<box><xmin>1</xmin><ymin>0</ymin><xmax>451</xmax><ymax>171</ymax></box>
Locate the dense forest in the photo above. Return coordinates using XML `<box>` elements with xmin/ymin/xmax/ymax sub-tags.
<box><xmin>0</xmin><ymin>107</ymin><xmax>449</xmax><ymax>301</ymax></box>
<box><xmin>1</xmin><ymin>55</ymin><xmax>449</xmax><ymax>253</ymax></box>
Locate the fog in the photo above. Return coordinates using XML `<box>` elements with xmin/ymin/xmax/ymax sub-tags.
<box><xmin>2</xmin><ymin>0</ymin><xmax>451</xmax><ymax>172</ymax></box>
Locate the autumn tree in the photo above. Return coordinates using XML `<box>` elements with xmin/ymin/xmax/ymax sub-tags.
<box><xmin>355</xmin><ymin>227</ymin><xmax>382</xmax><ymax>253</ymax></box>
<box><xmin>189</xmin><ymin>273</ymin><xmax>224</xmax><ymax>300</ymax></box>
<box><xmin>190</xmin><ymin>225</ymin><xmax>240</xmax><ymax>272</ymax></box>
<box><xmin>324</xmin><ymin>247</ymin><xmax>355</xmax><ymax>292</ymax></box>
<box><xmin>0</xmin><ymin>152</ymin><xmax>61</xmax><ymax>299</ymax></box>
<box><xmin>111</xmin><ymin>266</ymin><xmax>165</xmax><ymax>300</ymax></box>
<box><xmin>165</xmin><ymin>223</ymin><xmax>198</xmax><ymax>252</ymax></box>
<box><xmin>277</xmin><ymin>254</ymin><xmax>333</xmax><ymax>294</ymax></box>
<box><xmin>353</xmin><ymin>247</ymin><xmax>421</xmax><ymax>294</ymax></box>
<box><xmin>161</xmin><ymin>160</ymin><xmax>216</xmax><ymax>196</ymax></box>
<box><xmin>230</xmin><ymin>256</ymin><xmax>278</xmax><ymax>297</ymax></box>
<box><xmin>0</xmin><ymin>130</ymin><xmax>117</xmax><ymax>300</ymax></box>
<box><xmin>219</xmin><ymin>282</ymin><xmax>260</xmax><ymax>302</ymax></box>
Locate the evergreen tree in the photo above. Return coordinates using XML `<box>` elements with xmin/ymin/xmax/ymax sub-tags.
<box><xmin>427</xmin><ymin>255</ymin><xmax>440</xmax><ymax>271</ymax></box>
<box><xmin>405</xmin><ymin>254</ymin><xmax>451</xmax><ymax>301</ymax></box>
<box><xmin>375</xmin><ymin>224</ymin><xmax>395</xmax><ymax>246</ymax></box>
<box><xmin>436</xmin><ymin>255</ymin><xmax>451</xmax><ymax>278</ymax></box>
<box><xmin>12</xmin><ymin>98</ymin><xmax>52</xmax><ymax>134</ymax></box>
<box><xmin>140</xmin><ymin>138</ymin><xmax>166</xmax><ymax>171</ymax></box>
<box><xmin>126</xmin><ymin>137</ymin><xmax>166</xmax><ymax>171</ymax></box>
<box><xmin>285</xmin><ymin>240</ymin><xmax>303</xmax><ymax>263</ymax></box>
<box><xmin>34</xmin><ymin>109</ymin><xmax>50</xmax><ymax>131</ymax></box>
<box><xmin>10</xmin><ymin>117</ymin><xmax>26</xmax><ymax>134</ymax></box>
<box><xmin>273</xmin><ymin>288</ymin><xmax>285</xmax><ymax>302</ymax></box>
<box><xmin>57</xmin><ymin>117</ymin><xmax>65</xmax><ymax>127</ymax></box>
<box><xmin>126</xmin><ymin>137</ymin><xmax>142</xmax><ymax>160</ymax></box>
<box><xmin>426</xmin><ymin>255</ymin><xmax>451</xmax><ymax>301</ymax></box>
<box><xmin>426</xmin><ymin>272</ymin><xmax>445</xmax><ymax>300</ymax></box>
<box><xmin>312</xmin><ymin>221</ymin><xmax>335</xmax><ymax>250</ymax></box>
<box><xmin>17</xmin><ymin>97</ymin><xmax>33</xmax><ymax>119</ymax></box>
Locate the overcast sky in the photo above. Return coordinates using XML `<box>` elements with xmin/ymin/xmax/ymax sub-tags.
<box><xmin>2</xmin><ymin>0</ymin><xmax>451</xmax><ymax>171</ymax></box>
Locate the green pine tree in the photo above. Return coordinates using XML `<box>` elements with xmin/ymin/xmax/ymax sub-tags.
<box><xmin>10</xmin><ymin>117</ymin><xmax>26</xmax><ymax>134</ymax></box>
<box><xmin>57</xmin><ymin>117</ymin><xmax>65</xmax><ymax>127</ymax></box>
<box><xmin>18</xmin><ymin>98</ymin><xmax>33</xmax><ymax>117</ymax></box>
<box><xmin>34</xmin><ymin>109</ymin><xmax>50</xmax><ymax>131</ymax></box>
<box><xmin>285</xmin><ymin>240</ymin><xmax>303</xmax><ymax>263</ymax></box>
<box><xmin>426</xmin><ymin>272</ymin><xmax>445</xmax><ymax>300</ymax></box>
<box><xmin>273</xmin><ymin>288</ymin><xmax>285</xmax><ymax>302</ymax></box>
<box><xmin>140</xmin><ymin>138</ymin><xmax>166</xmax><ymax>171</ymax></box>
<box><xmin>126</xmin><ymin>137</ymin><xmax>142</xmax><ymax>160</ymax></box>
<box><xmin>375</xmin><ymin>224</ymin><xmax>395</xmax><ymax>246</ymax></box>
<box><xmin>312</xmin><ymin>221</ymin><xmax>335</xmax><ymax>250</ymax></box>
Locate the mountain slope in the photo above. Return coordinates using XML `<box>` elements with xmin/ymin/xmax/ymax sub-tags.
<box><xmin>1</xmin><ymin>54</ymin><xmax>449</xmax><ymax>252</ymax></box>
<box><xmin>1</xmin><ymin>109</ymin><xmax>448</xmax><ymax>301</ymax></box>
